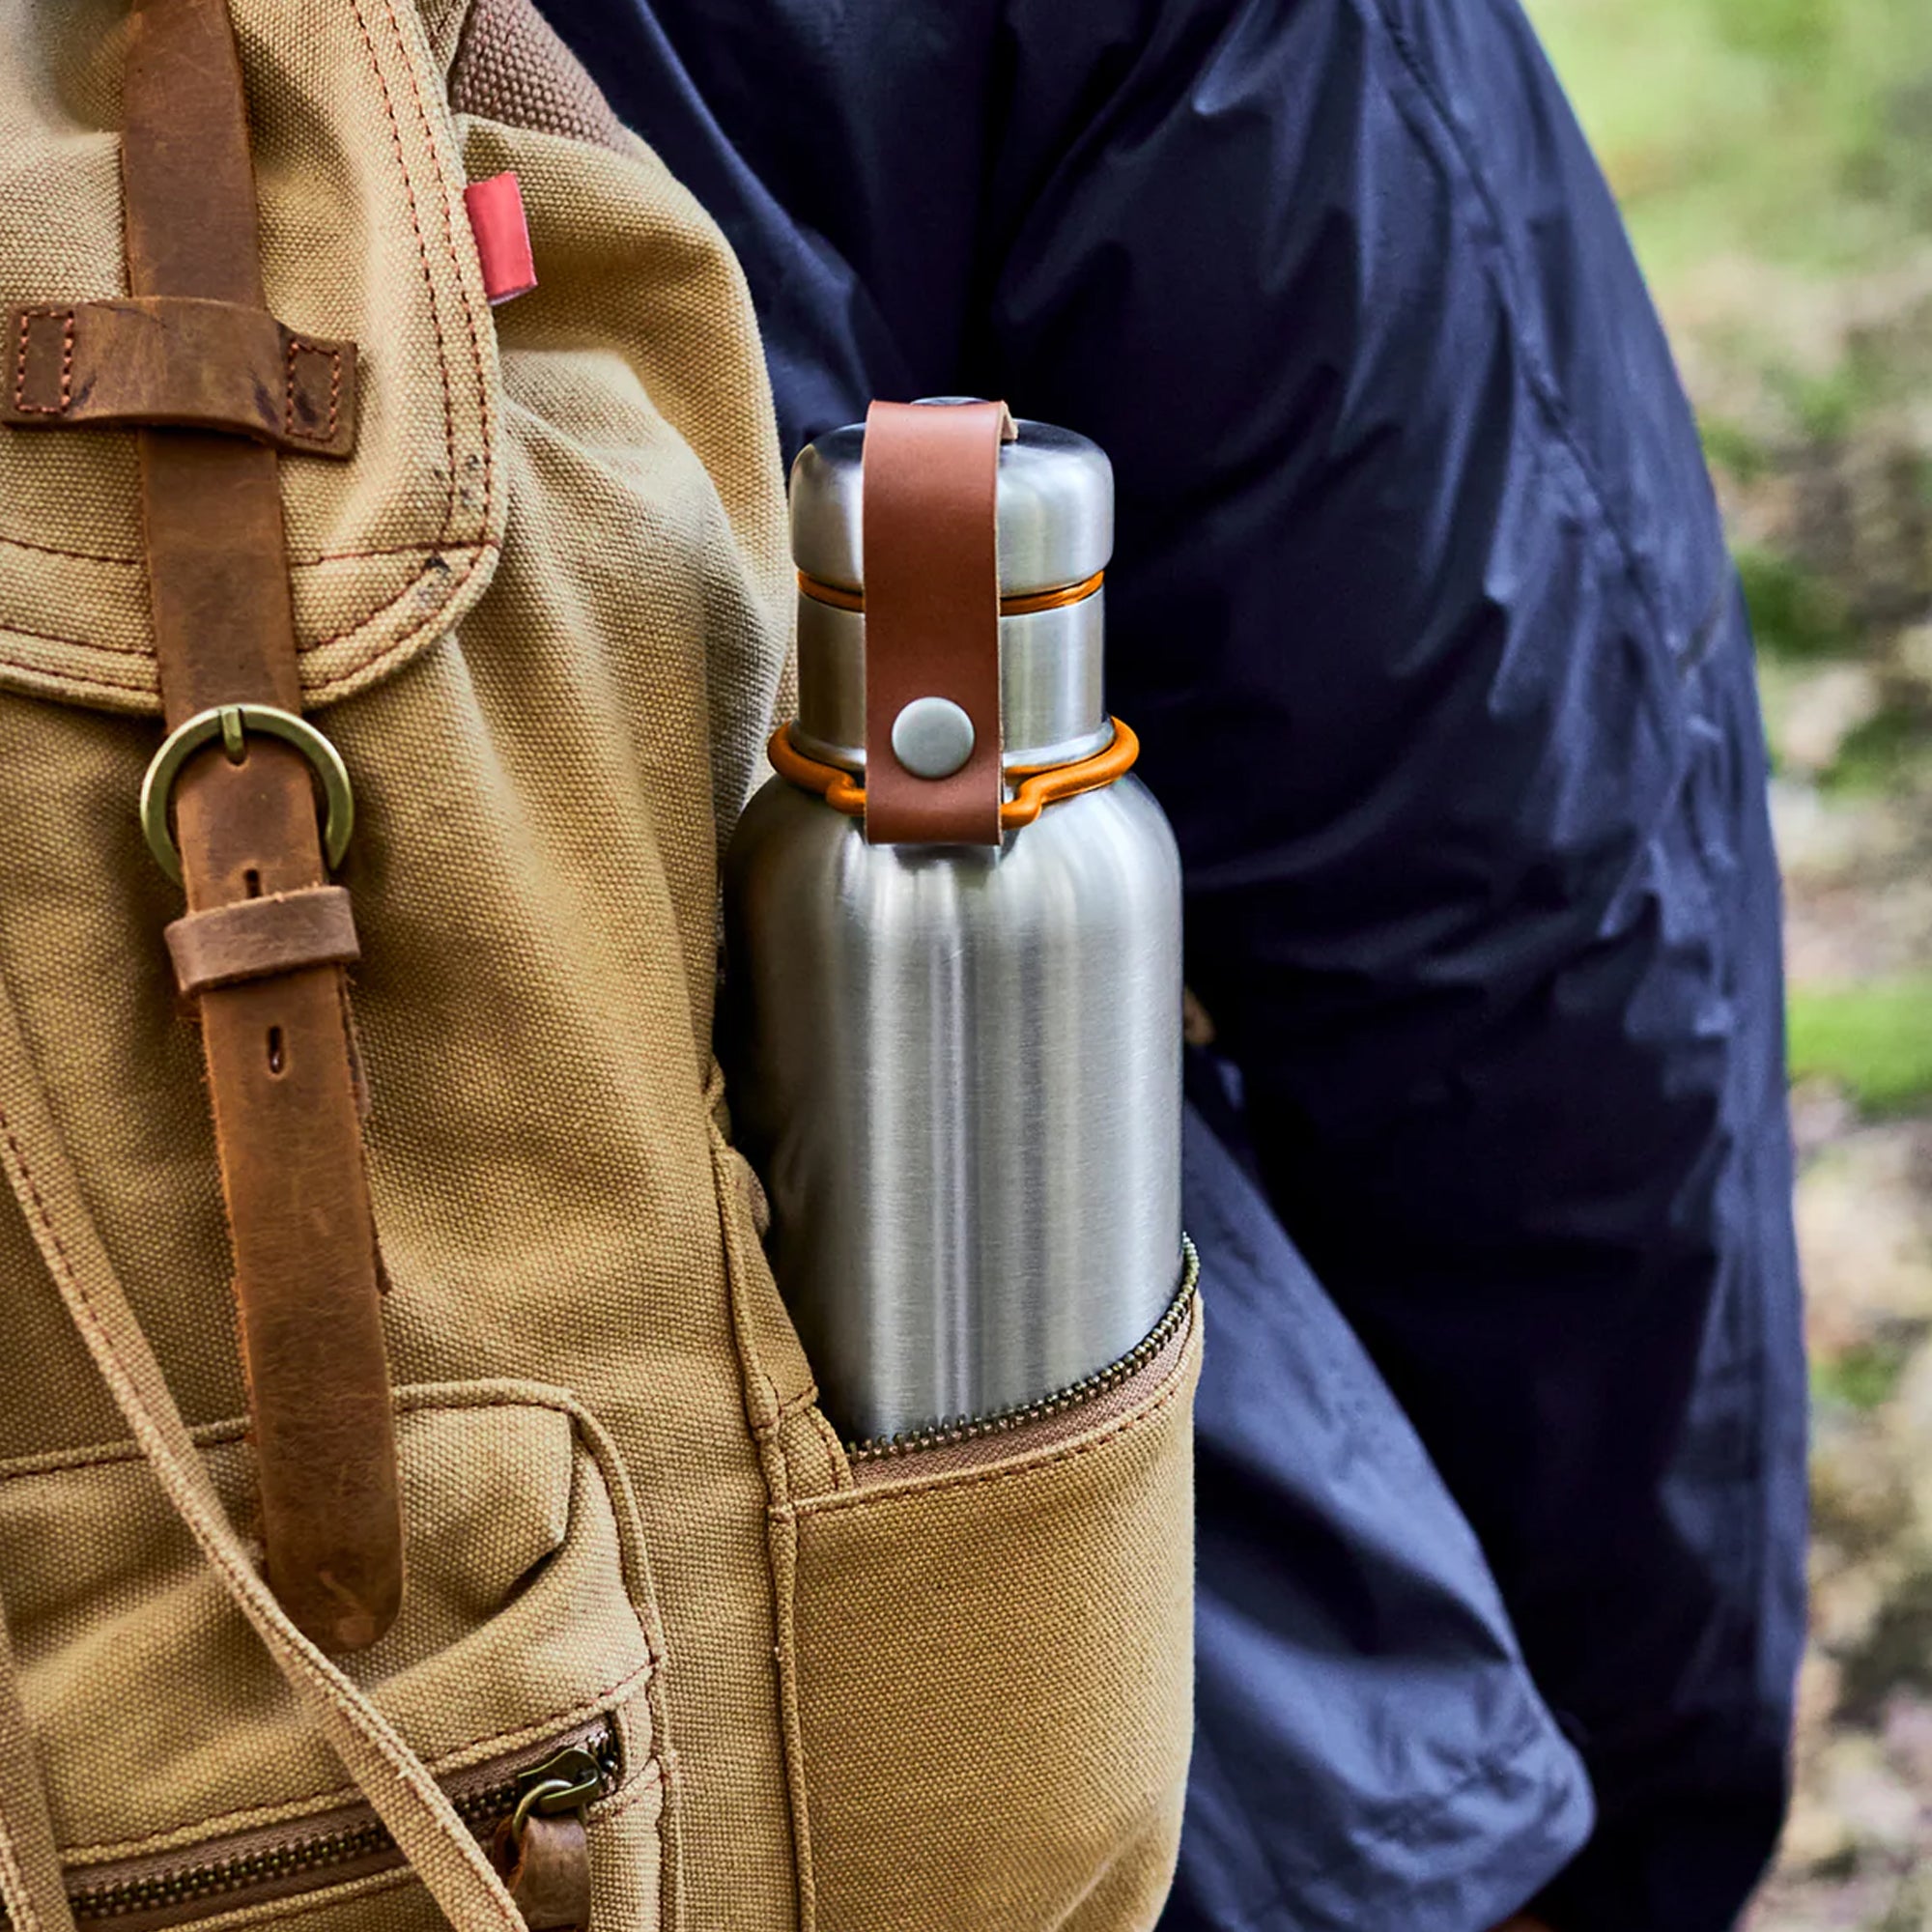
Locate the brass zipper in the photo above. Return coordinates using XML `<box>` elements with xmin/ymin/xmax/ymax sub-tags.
<box><xmin>844</xmin><ymin>1236</ymin><xmax>1201</xmax><ymax>1464</ymax></box>
<box><xmin>6</xmin><ymin>1719</ymin><xmax>621</xmax><ymax>1931</ymax></box>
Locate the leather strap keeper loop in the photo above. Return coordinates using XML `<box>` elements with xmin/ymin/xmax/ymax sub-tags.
<box><xmin>3</xmin><ymin>298</ymin><xmax>357</xmax><ymax>457</ymax></box>
<box><xmin>166</xmin><ymin>886</ymin><xmax>360</xmax><ymax>997</ymax></box>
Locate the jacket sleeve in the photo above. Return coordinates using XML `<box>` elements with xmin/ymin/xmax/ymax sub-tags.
<box><xmin>968</xmin><ymin>1</ymin><xmax>1806</xmax><ymax>1924</ymax></box>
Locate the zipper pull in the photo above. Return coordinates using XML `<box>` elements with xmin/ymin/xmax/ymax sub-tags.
<box><xmin>490</xmin><ymin>1747</ymin><xmax>602</xmax><ymax>1932</ymax></box>
<box><xmin>511</xmin><ymin>1746</ymin><xmax>604</xmax><ymax>1826</ymax></box>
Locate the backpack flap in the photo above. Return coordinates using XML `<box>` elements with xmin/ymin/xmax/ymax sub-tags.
<box><xmin>0</xmin><ymin>0</ymin><xmax>503</xmax><ymax>714</ymax></box>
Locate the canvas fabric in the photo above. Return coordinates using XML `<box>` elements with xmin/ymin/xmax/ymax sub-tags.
<box><xmin>0</xmin><ymin>2</ymin><xmax>1198</xmax><ymax>1930</ymax></box>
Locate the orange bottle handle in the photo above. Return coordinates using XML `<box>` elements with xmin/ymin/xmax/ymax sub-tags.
<box><xmin>767</xmin><ymin>718</ymin><xmax>1140</xmax><ymax>831</ymax></box>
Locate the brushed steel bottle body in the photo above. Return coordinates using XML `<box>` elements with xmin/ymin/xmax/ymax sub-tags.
<box><xmin>724</xmin><ymin>772</ymin><xmax>1182</xmax><ymax>1443</ymax></box>
<box><xmin>724</xmin><ymin>409</ymin><xmax>1183</xmax><ymax>1443</ymax></box>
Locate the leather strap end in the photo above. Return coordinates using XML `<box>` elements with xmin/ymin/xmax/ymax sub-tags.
<box><xmin>3</xmin><ymin>298</ymin><xmax>357</xmax><ymax>458</ymax></box>
<box><xmin>861</xmin><ymin>399</ymin><xmax>1009</xmax><ymax>847</ymax></box>
<box><xmin>166</xmin><ymin>885</ymin><xmax>360</xmax><ymax>998</ymax></box>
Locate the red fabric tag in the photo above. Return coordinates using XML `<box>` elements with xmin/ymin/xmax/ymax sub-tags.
<box><xmin>463</xmin><ymin>172</ymin><xmax>537</xmax><ymax>306</ymax></box>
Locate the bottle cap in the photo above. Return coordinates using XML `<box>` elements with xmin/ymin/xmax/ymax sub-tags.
<box><xmin>787</xmin><ymin>403</ymin><xmax>1115</xmax><ymax>773</ymax></box>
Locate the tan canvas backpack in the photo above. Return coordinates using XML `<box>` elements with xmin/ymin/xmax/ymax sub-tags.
<box><xmin>0</xmin><ymin>3</ymin><xmax>1201</xmax><ymax>1929</ymax></box>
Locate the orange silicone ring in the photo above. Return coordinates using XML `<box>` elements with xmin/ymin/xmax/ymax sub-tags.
<box><xmin>768</xmin><ymin>717</ymin><xmax>1139</xmax><ymax>831</ymax></box>
<box><xmin>796</xmin><ymin>568</ymin><xmax>1105</xmax><ymax>617</ymax></box>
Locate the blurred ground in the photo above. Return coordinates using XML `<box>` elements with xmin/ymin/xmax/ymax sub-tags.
<box><xmin>1522</xmin><ymin>1</ymin><xmax>1932</xmax><ymax>1922</ymax></box>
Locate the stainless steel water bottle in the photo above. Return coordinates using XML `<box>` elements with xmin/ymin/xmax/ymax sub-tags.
<box><xmin>724</xmin><ymin>399</ymin><xmax>1182</xmax><ymax>1444</ymax></box>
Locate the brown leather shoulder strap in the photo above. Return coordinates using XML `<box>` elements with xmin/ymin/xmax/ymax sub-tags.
<box><xmin>861</xmin><ymin>399</ymin><xmax>1011</xmax><ymax>846</ymax></box>
<box><xmin>116</xmin><ymin>0</ymin><xmax>403</xmax><ymax>1652</ymax></box>
<box><xmin>123</xmin><ymin>0</ymin><xmax>263</xmax><ymax>307</ymax></box>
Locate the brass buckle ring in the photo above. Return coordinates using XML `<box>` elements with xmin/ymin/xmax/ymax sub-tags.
<box><xmin>139</xmin><ymin>703</ymin><xmax>355</xmax><ymax>885</ymax></box>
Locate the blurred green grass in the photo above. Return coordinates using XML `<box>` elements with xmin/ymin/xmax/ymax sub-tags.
<box><xmin>1812</xmin><ymin>1333</ymin><xmax>1915</xmax><ymax>1413</ymax></box>
<box><xmin>1789</xmin><ymin>980</ymin><xmax>1932</xmax><ymax>1114</ymax></box>
<box><xmin>1525</xmin><ymin>0</ymin><xmax>1932</xmax><ymax>285</ymax></box>
<box><xmin>1732</xmin><ymin>548</ymin><xmax>1854</xmax><ymax>662</ymax></box>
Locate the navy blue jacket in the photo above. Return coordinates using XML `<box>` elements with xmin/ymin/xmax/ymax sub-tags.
<box><xmin>536</xmin><ymin>1</ymin><xmax>1808</xmax><ymax>1923</ymax></box>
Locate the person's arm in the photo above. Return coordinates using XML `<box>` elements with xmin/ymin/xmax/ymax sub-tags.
<box><xmin>965</xmin><ymin>2</ymin><xmax>1804</xmax><ymax>1923</ymax></box>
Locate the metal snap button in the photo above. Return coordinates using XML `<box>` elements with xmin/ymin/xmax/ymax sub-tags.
<box><xmin>891</xmin><ymin>696</ymin><xmax>977</xmax><ymax>780</ymax></box>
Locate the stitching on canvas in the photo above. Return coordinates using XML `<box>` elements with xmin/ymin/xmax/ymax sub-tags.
<box><xmin>1</xmin><ymin>623</ymin><xmax>151</xmax><ymax>660</ymax></box>
<box><xmin>292</xmin><ymin>541</ymin><xmax>471</xmax><ymax>566</ymax></box>
<box><xmin>283</xmin><ymin>340</ymin><xmax>343</xmax><ymax>444</ymax></box>
<box><xmin>0</xmin><ymin>540</ymin><xmax>495</xmax><ymax>681</ymax></box>
<box><xmin>591</xmin><ymin>1759</ymin><xmax>666</xmax><ymax>1826</ymax></box>
<box><xmin>378</xmin><ymin>0</ymin><xmax>497</xmax><ymax>545</ymax></box>
<box><xmin>782</xmin><ymin>1329</ymin><xmax>1195</xmax><ymax>1520</ymax></box>
<box><xmin>0</xmin><ymin>539</ymin><xmax>471</xmax><ymax>569</ymax></box>
<box><xmin>0</xmin><ymin>636</ymin><xmax>153</xmax><ymax>686</ymax></box>
<box><xmin>0</xmin><ymin>535</ymin><xmax>139</xmax><ymax>567</ymax></box>
<box><xmin>297</xmin><ymin>540</ymin><xmax>499</xmax><ymax>653</ymax></box>
<box><xmin>774</xmin><ymin>1383</ymin><xmax>821</xmax><ymax>1423</ymax></box>
<box><xmin>345</xmin><ymin>0</ymin><xmax>459</xmax><ymax>542</ymax></box>
<box><xmin>804</xmin><ymin>1404</ymin><xmax>845</xmax><ymax>1479</ymax></box>
<box><xmin>12</xmin><ymin>309</ymin><xmax>73</xmax><ymax>416</ymax></box>
<box><xmin>61</xmin><ymin>1665</ymin><xmax>657</xmax><ymax>1865</ymax></box>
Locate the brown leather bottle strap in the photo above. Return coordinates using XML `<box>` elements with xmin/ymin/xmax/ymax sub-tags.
<box><xmin>861</xmin><ymin>399</ymin><xmax>1011</xmax><ymax>846</ymax></box>
<box><xmin>121</xmin><ymin>0</ymin><xmax>402</xmax><ymax>1653</ymax></box>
